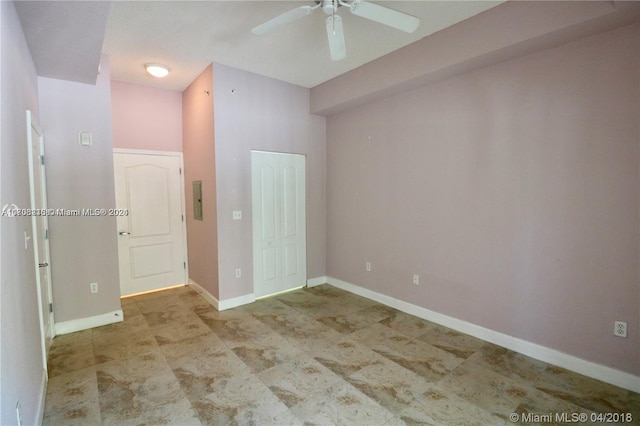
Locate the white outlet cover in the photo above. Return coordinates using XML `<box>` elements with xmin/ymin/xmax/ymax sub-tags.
<box><xmin>614</xmin><ymin>321</ymin><xmax>627</xmax><ymax>338</ymax></box>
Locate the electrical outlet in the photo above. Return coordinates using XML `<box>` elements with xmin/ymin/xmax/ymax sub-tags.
<box><xmin>413</xmin><ymin>274</ymin><xmax>419</xmax><ymax>285</ymax></box>
<box><xmin>90</xmin><ymin>282</ymin><xmax>98</xmax><ymax>294</ymax></box>
<box><xmin>614</xmin><ymin>321</ymin><xmax>627</xmax><ymax>338</ymax></box>
<box><xmin>366</xmin><ymin>262</ymin><xmax>371</xmax><ymax>272</ymax></box>
<box><xmin>235</xmin><ymin>268</ymin><xmax>242</xmax><ymax>278</ymax></box>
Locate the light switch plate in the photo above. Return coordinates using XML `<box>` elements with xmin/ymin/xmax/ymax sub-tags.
<box><xmin>233</xmin><ymin>211</ymin><xmax>242</xmax><ymax>220</ymax></box>
<box><xmin>78</xmin><ymin>132</ymin><xmax>93</xmax><ymax>147</ymax></box>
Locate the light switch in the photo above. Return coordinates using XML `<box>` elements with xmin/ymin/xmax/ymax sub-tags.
<box><xmin>78</xmin><ymin>132</ymin><xmax>93</xmax><ymax>147</ymax></box>
<box><xmin>232</xmin><ymin>210</ymin><xmax>242</xmax><ymax>220</ymax></box>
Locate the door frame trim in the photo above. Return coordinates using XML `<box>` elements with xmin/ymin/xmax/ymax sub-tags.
<box><xmin>112</xmin><ymin>148</ymin><xmax>189</xmax><ymax>288</ymax></box>
<box><xmin>26</xmin><ymin>109</ymin><xmax>53</xmax><ymax>371</ymax></box>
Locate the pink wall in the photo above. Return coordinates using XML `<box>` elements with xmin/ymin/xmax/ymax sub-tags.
<box><xmin>182</xmin><ymin>65</ymin><xmax>219</xmax><ymax>299</ymax></box>
<box><xmin>213</xmin><ymin>63</ymin><xmax>326</xmax><ymax>301</ymax></box>
<box><xmin>326</xmin><ymin>25</ymin><xmax>639</xmax><ymax>375</ymax></box>
<box><xmin>111</xmin><ymin>81</ymin><xmax>182</xmax><ymax>152</ymax></box>
<box><xmin>311</xmin><ymin>1</ymin><xmax>637</xmax><ymax>115</ymax></box>
<box><xmin>38</xmin><ymin>55</ymin><xmax>121</xmax><ymax>323</ymax></box>
<box><xmin>1</xmin><ymin>2</ymin><xmax>46</xmax><ymax>424</ymax></box>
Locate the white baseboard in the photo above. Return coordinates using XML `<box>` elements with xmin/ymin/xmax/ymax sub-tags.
<box><xmin>307</xmin><ymin>276</ymin><xmax>328</xmax><ymax>287</ymax></box>
<box><xmin>188</xmin><ymin>279</ymin><xmax>255</xmax><ymax>311</ymax></box>
<box><xmin>326</xmin><ymin>276</ymin><xmax>640</xmax><ymax>393</ymax></box>
<box><xmin>54</xmin><ymin>310</ymin><xmax>123</xmax><ymax>335</ymax></box>
<box><xmin>219</xmin><ymin>293</ymin><xmax>256</xmax><ymax>311</ymax></box>
<box><xmin>188</xmin><ymin>279</ymin><xmax>219</xmax><ymax>310</ymax></box>
<box><xmin>35</xmin><ymin>368</ymin><xmax>47</xmax><ymax>425</ymax></box>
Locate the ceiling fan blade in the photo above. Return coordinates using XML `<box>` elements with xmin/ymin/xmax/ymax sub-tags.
<box><xmin>252</xmin><ymin>5</ymin><xmax>316</xmax><ymax>35</ymax></box>
<box><xmin>348</xmin><ymin>0</ymin><xmax>420</xmax><ymax>33</ymax></box>
<box><xmin>325</xmin><ymin>15</ymin><xmax>346</xmax><ymax>61</ymax></box>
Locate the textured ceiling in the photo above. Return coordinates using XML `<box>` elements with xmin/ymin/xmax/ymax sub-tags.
<box><xmin>15</xmin><ymin>0</ymin><xmax>109</xmax><ymax>84</ymax></box>
<box><xmin>14</xmin><ymin>1</ymin><xmax>504</xmax><ymax>92</ymax></box>
<box><xmin>102</xmin><ymin>1</ymin><xmax>504</xmax><ymax>91</ymax></box>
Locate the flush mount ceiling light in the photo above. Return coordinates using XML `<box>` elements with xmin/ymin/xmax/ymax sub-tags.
<box><xmin>145</xmin><ymin>63</ymin><xmax>170</xmax><ymax>78</ymax></box>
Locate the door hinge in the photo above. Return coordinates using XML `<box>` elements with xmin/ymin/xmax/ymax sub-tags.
<box><xmin>48</xmin><ymin>303</ymin><xmax>53</xmax><ymax>313</ymax></box>
<box><xmin>179</xmin><ymin>168</ymin><xmax>182</xmax><ymax>175</ymax></box>
<box><xmin>40</xmin><ymin>155</ymin><xmax>45</xmax><ymax>165</ymax></box>
<box><xmin>44</xmin><ymin>229</ymin><xmax>49</xmax><ymax>240</ymax></box>
<box><xmin>181</xmin><ymin>214</ymin><xmax>184</xmax><ymax>222</ymax></box>
<box><xmin>184</xmin><ymin>261</ymin><xmax>186</xmax><ymax>269</ymax></box>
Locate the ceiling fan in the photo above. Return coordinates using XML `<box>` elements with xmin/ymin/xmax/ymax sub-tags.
<box><xmin>252</xmin><ymin>0</ymin><xmax>420</xmax><ymax>61</ymax></box>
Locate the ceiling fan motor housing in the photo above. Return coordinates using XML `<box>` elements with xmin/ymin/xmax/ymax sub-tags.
<box><xmin>319</xmin><ymin>0</ymin><xmax>339</xmax><ymax>15</ymax></box>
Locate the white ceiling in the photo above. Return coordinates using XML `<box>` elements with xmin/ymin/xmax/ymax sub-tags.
<box><xmin>103</xmin><ymin>1</ymin><xmax>503</xmax><ymax>91</ymax></box>
<box><xmin>15</xmin><ymin>0</ymin><xmax>109</xmax><ymax>84</ymax></box>
<box><xmin>15</xmin><ymin>1</ymin><xmax>504</xmax><ymax>92</ymax></box>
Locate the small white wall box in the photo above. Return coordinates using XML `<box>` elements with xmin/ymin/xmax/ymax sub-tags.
<box><xmin>78</xmin><ymin>132</ymin><xmax>93</xmax><ymax>147</ymax></box>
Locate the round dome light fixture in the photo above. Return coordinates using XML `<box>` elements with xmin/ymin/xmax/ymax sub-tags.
<box><xmin>145</xmin><ymin>63</ymin><xmax>170</xmax><ymax>78</ymax></box>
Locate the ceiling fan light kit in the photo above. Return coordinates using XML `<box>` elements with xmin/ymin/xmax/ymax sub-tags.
<box><xmin>252</xmin><ymin>0</ymin><xmax>420</xmax><ymax>61</ymax></box>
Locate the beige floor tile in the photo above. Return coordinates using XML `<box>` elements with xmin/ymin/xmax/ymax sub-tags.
<box><xmin>375</xmin><ymin>338</ymin><xmax>466</xmax><ymax>383</ymax></box>
<box><xmin>93</xmin><ymin>328</ymin><xmax>159</xmax><ymax>364</ymax></box>
<box><xmin>96</xmin><ymin>348</ymin><xmax>184</xmax><ymax>423</ymax></box>
<box><xmin>112</xmin><ymin>396</ymin><xmax>201</xmax><ymax>426</ymax></box>
<box><xmin>437</xmin><ymin>360</ymin><xmax>532</xmax><ymax>418</ymax></box>
<box><xmin>350</xmin><ymin>322</ymin><xmax>414</xmax><ymax>352</ymax></box>
<box><xmin>395</xmin><ymin>384</ymin><xmax>509</xmax><ymax>425</ymax></box>
<box><xmin>179</xmin><ymin>291</ymin><xmax>214</xmax><ymax>312</ymax></box>
<box><xmin>257</xmin><ymin>354</ymin><xmax>343</xmax><ymax>408</ymax></box>
<box><xmin>310</xmin><ymin>337</ymin><xmax>388</xmax><ymax>378</ymax></box>
<box><xmin>239</xmin><ymin>296</ymin><xmax>298</xmax><ymax>316</ymax></box>
<box><xmin>48</xmin><ymin>340</ymin><xmax>96</xmax><ymax>377</ymax></box>
<box><xmin>316</xmin><ymin>312</ymin><xmax>375</xmax><ymax>334</ymax></box>
<box><xmin>290</xmin><ymin>380</ymin><xmax>395</xmax><ymax>425</ymax></box>
<box><xmin>171</xmin><ymin>347</ymin><xmax>252</xmax><ymax>402</ymax></box>
<box><xmin>514</xmin><ymin>386</ymin><xmax>596</xmax><ymax>425</ymax></box>
<box><xmin>43</xmin><ymin>285</ymin><xmax>639</xmax><ymax>426</ymax></box>
<box><xmin>207</xmin><ymin>314</ymin><xmax>281</xmax><ymax>347</ymax></box>
<box><xmin>231</xmin><ymin>332</ymin><xmax>306</xmax><ymax>373</ymax></box>
<box><xmin>416</xmin><ymin>322</ymin><xmax>491</xmax><ymax>359</ymax></box>
<box><xmin>43</xmin><ymin>366</ymin><xmax>101</xmax><ymax>426</ymax></box>
<box><xmin>352</xmin><ymin>303</ymin><xmax>401</xmax><ymax>323</ymax></box>
<box><xmin>379</xmin><ymin>310</ymin><xmax>434</xmax><ymax>339</ymax></box>
<box><xmin>345</xmin><ymin>356</ymin><xmax>432</xmax><ymax>412</ymax></box>
<box><xmin>192</xmin><ymin>374</ymin><xmax>290</xmax><ymax>425</ymax></box>
<box><xmin>533</xmin><ymin>365</ymin><xmax>636</xmax><ymax>415</ymax></box>
<box><xmin>160</xmin><ymin>333</ymin><xmax>227</xmax><ymax>369</ymax></box>
<box><xmin>134</xmin><ymin>294</ymin><xmax>184</xmax><ymax>313</ymax></box>
<box><xmin>91</xmin><ymin>314</ymin><xmax>149</xmax><ymax>341</ymax></box>
<box><xmin>142</xmin><ymin>304</ymin><xmax>199</xmax><ymax>328</ymax></box>
<box><xmin>151</xmin><ymin>312</ymin><xmax>211</xmax><ymax>345</ymax></box>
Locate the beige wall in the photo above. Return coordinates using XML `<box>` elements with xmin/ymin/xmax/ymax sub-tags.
<box><xmin>111</xmin><ymin>81</ymin><xmax>182</xmax><ymax>152</ymax></box>
<box><xmin>325</xmin><ymin>24</ymin><xmax>639</xmax><ymax>375</ymax></box>
<box><xmin>212</xmin><ymin>63</ymin><xmax>327</xmax><ymax>300</ymax></box>
<box><xmin>38</xmin><ymin>55</ymin><xmax>121</xmax><ymax>323</ymax></box>
<box><xmin>182</xmin><ymin>65</ymin><xmax>219</xmax><ymax>298</ymax></box>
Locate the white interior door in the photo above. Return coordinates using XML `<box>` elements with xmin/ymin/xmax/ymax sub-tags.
<box><xmin>26</xmin><ymin>110</ymin><xmax>54</xmax><ymax>369</ymax></box>
<box><xmin>113</xmin><ymin>152</ymin><xmax>187</xmax><ymax>297</ymax></box>
<box><xmin>251</xmin><ymin>151</ymin><xmax>306</xmax><ymax>298</ymax></box>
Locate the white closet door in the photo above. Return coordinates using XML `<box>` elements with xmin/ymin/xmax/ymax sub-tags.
<box><xmin>251</xmin><ymin>151</ymin><xmax>306</xmax><ymax>298</ymax></box>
